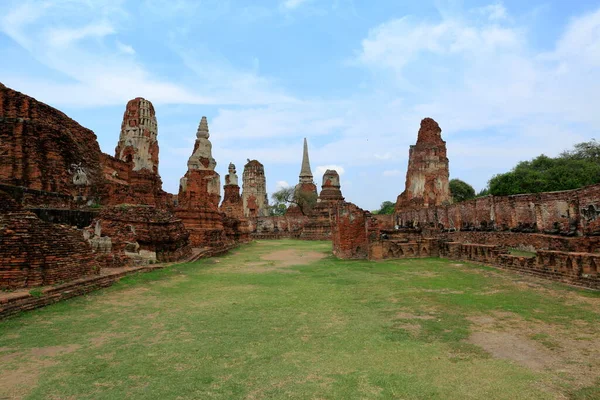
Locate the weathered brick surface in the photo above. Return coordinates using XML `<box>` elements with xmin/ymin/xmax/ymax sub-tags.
<box><xmin>396</xmin><ymin>118</ymin><xmax>450</xmax><ymax>211</ymax></box>
<box><xmin>301</xmin><ymin>170</ymin><xmax>345</xmax><ymax>240</ymax></box>
<box><xmin>114</xmin><ymin>98</ymin><xmax>159</xmax><ymax>174</ymax></box>
<box><xmin>0</xmin><ymin>191</ymin><xmax>99</xmax><ymax>289</ymax></box>
<box><xmin>220</xmin><ymin>163</ymin><xmax>251</xmax><ymax>243</ymax></box>
<box><xmin>88</xmin><ymin>205</ymin><xmax>192</xmax><ymax>264</ymax></box>
<box><xmin>249</xmin><ymin>215</ymin><xmax>309</xmax><ymax>239</ymax></box>
<box><xmin>439</xmin><ymin>241</ymin><xmax>599</xmax><ymax>290</ymax></box>
<box><xmin>330</xmin><ymin>202</ymin><xmax>376</xmax><ymax>259</ymax></box>
<box><xmin>0</xmin><ymin>83</ymin><xmax>103</xmax><ymax>204</ymax></box>
<box><xmin>176</xmin><ymin>117</ymin><xmax>227</xmax><ymax>248</ymax></box>
<box><xmin>99</xmin><ymin>154</ymin><xmax>169</xmax><ymax>208</ymax></box>
<box><xmin>242</xmin><ymin>160</ymin><xmax>269</xmax><ymax>218</ymax></box>
<box><xmin>396</xmin><ymin>183</ymin><xmax>600</xmax><ymax>242</ymax></box>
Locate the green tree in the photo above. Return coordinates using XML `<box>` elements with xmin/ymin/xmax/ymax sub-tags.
<box><xmin>560</xmin><ymin>139</ymin><xmax>600</xmax><ymax>162</ymax></box>
<box><xmin>271</xmin><ymin>186</ymin><xmax>317</xmax><ymax>216</ymax></box>
<box><xmin>373</xmin><ymin>201</ymin><xmax>395</xmax><ymax>215</ymax></box>
<box><xmin>268</xmin><ymin>203</ymin><xmax>287</xmax><ymax>216</ymax></box>
<box><xmin>476</xmin><ymin>188</ymin><xmax>490</xmax><ymax>197</ymax></box>
<box><xmin>488</xmin><ymin>152</ymin><xmax>600</xmax><ymax>196</ymax></box>
<box><xmin>449</xmin><ymin>179</ymin><xmax>476</xmax><ymax>203</ymax></box>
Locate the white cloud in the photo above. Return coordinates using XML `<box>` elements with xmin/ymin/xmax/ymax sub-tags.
<box><xmin>282</xmin><ymin>0</ymin><xmax>310</xmax><ymax>10</ymax></box>
<box><xmin>47</xmin><ymin>21</ymin><xmax>115</xmax><ymax>47</ymax></box>
<box><xmin>475</xmin><ymin>2</ymin><xmax>509</xmax><ymax>22</ymax></box>
<box><xmin>116</xmin><ymin>40</ymin><xmax>135</xmax><ymax>55</ymax></box>
<box><xmin>0</xmin><ymin>0</ymin><xmax>295</xmax><ymax>108</ymax></box>
<box><xmin>315</xmin><ymin>165</ymin><xmax>345</xmax><ymax>177</ymax></box>
<box><xmin>275</xmin><ymin>180</ymin><xmax>290</xmax><ymax>190</ymax></box>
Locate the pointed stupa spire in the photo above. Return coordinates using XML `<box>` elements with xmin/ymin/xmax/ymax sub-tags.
<box><xmin>197</xmin><ymin>116</ymin><xmax>209</xmax><ymax>139</ymax></box>
<box><xmin>299</xmin><ymin>137</ymin><xmax>313</xmax><ymax>183</ymax></box>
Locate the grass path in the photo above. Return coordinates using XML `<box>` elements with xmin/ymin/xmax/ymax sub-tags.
<box><xmin>1</xmin><ymin>240</ymin><xmax>599</xmax><ymax>399</ymax></box>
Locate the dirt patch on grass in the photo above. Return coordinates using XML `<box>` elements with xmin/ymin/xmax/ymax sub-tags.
<box><xmin>261</xmin><ymin>249</ymin><xmax>326</xmax><ymax>267</ymax></box>
<box><xmin>467</xmin><ymin>312</ymin><xmax>600</xmax><ymax>388</ymax></box>
<box><xmin>213</xmin><ymin>249</ymin><xmax>326</xmax><ymax>274</ymax></box>
<box><xmin>395</xmin><ymin>312</ymin><xmax>436</xmax><ymax>320</ymax></box>
<box><xmin>0</xmin><ymin>359</ymin><xmax>56</xmax><ymax>399</ymax></box>
<box><xmin>30</xmin><ymin>344</ymin><xmax>81</xmax><ymax>358</ymax></box>
<box><xmin>97</xmin><ymin>287</ymin><xmax>159</xmax><ymax>308</ymax></box>
<box><xmin>469</xmin><ymin>332</ymin><xmax>557</xmax><ymax>370</ymax></box>
<box><xmin>0</xmin><ymin>344</ymin><xmax>81</xmax><ymax>399</ymax></box>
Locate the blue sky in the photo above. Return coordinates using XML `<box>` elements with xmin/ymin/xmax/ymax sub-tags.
<box><xmin>1</xmin><ymin>0</ymin><xmax>599</xmax><ymax>210</ymax></box>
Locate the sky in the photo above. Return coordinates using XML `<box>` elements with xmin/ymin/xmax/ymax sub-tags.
<box><xmin>1</xmin><ymin>0</ymin><xmax>599</xmax><ymax>210</ymax></box>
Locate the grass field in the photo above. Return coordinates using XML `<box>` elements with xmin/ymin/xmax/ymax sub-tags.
<box><xmin>1</xmin><ymin>240</ymin><xmax>599</xmax><ymax>399</ymax></box>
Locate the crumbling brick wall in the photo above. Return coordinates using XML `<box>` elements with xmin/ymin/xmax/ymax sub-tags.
<box><xmin>0</xmin><ymin>83</ymin><xmax>103</xmax><ymax>204</ymax></box>
<box><xmin>0</xmin><ymin>191</ymin><xmax>99</xmax><ymax>289</ymax></box>
<box><xmin>87</xmin><ymin>205</ymin><xmax>192</xmax><ymax>264</ymax></box>
<box><xmin>396</xmin><ymin>183</ymin><xmax>600</xmax><ymax>245</ymax></box>
<box><xmin>330</xmin><ymin>202</ymin><xmax>376</xmax><ymax>259</ymax></box>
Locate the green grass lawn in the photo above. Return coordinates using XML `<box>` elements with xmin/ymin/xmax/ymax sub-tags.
<box><xmin>1</xmin><ymin>240</ymin><xmax>599</xmax><ymax>399</ymax></box>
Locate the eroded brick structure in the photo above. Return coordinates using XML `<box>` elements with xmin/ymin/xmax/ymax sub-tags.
<box><xmin>301</xmin><ymin>169</ymin><xmax>345</xmax><ymax>240</ymax></box>
<box><xmin>242</xmin><ymin>160</ymin><xmax>269</xmax><ymax>218</ymax></box>
<box><xmin>331</xmin><ymin>117</ymin><xmax>600</xmax><ymax>289</ymax></box>
<box><xmin>86</xmin><ymin>205</ymin><xmax>192</xmax><ymax>265</ymax></box>
<box><xmin>115</xmin><ymin>98</ymin><xmax>159</xmax><ymax>173</ymax></box>
<box><xmin>102</xmin><ymin>97</ymin><xmax>169</xmax><ymax>207</ymax></box>
<box><xmin>176</xmin><ymin>117</ymin><xmax>227</xmax><ymax>248</ymax></box>
<box><xmin>396</xmin><ymin>118</ymin><xmax>450</xmax><ymax>211</ymax></box>
<box><xmin>296</xmin><ymin>138</ymin><xmax>318</xmax><ymax>196</ymax></box>
<box><xmin>0</xmin><ymin>85</ymin><xmax>198</xmax><ymax>290</ymax></box>
<box><xmin>0</xmin><ymin>83</ymin><xmax>103</xmax><ymax>205</ymax></box>
<box><xmin>0</xmin><ymin>191</ymin><xmax>99</xmax><ymax>289</ymax></box>
<box><xmin>220</xmin><ymin>163</ymin><xmax>251</xmax><ymax>243</ymax></box>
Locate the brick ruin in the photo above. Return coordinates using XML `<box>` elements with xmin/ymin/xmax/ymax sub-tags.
<box><xmin>1</xmin><ymin>80</ymin><xmax>598</xmax><ymax>294</ymax></box>
<box><xmin>115</xmin><ymin>98</ymin><xmax>159</xmax><ymax>174</ymax></box>
<box><xmin>175</xmin><ymin>117</ymin><xmax>228</xmax><ymax>249</ymax></box>
<box><xmin>331</xmin><ymin>117</ymin><xmax>600</xmax><ymax>289</ymax></box>
<box><xmin>242</xmin><ymin>159</ymin><xmax>269</xmax><ymax>218</ymax></box>
<box><xmin>0</xmin><ymin>84</ymin><xmax>247</xmax><ymax>291</ymax></box>
<box><xmin>248</xmin><ymin>140</ymin><xmax>342</xmax><ymax>240</ymax></box>
<box><xmin>301</xmin><ymin>169</ymin><xmax>345</xmax><ymax>240</ymax></box>
<box><xmin>296</xmin><ymin>137</ymin><xmax>318</xmax><ymax>197</ymax></box>
<box><xmin>86</xmin><ymin>205</ymin><xmax>192</xmax><ymax>266</ymax></box>
<box><xmin>0</xmin><ymin>190</ymin><xmax>100</xmax><ymax>289</ymax></box>
<box><xmin>220</xmin><ymin>163</ymin><xmax>251</xmax><ymax>243</ymax></box>
<box><xmin>396</xmin><ymin>118</ymin><xmax>450</xmax><ymax>210</ymax></box>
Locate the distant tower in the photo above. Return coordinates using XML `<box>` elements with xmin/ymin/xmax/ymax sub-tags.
<box><xmin>396</xmin><ymin>118</ymin><xmax>450</xmax><ymax>211</ymax></box>
<box><xmin>115</xmin><ymin>98</ymin><xmax>159</xmax><ymax>174</ymax></box>
<box><xmin>178</xmin><ymin>116</ymin><xmax>221</xmax><ymax>209</ymax></box>
<box><xmin>242</xmin><ymin>160</ymin><xmax>269</xmax><ymax>218</ymax></box>
<box><xmin>297</xmin><ymin>138</ymin><xmax>317</xmax><ymax>194</ymax></box>
<box><xmin>319</xmin><ymin>169</ymin><xmax>344</xmax><ymax>202</ymax></box>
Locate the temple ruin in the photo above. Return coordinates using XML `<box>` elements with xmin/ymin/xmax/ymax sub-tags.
<box><xmin>330</xmin><ymin>117</ymin><xmax>600</xmax><ymax>289</ymax></box>
<box><xmin>1</xmin><ymin>81</ymin><xmax>598</xmax><ymax>318</ymax></box>
<box><xmin>242</xmin><ymin>159</ymin><xmax>269</xmax><ymax>218</ymax></box>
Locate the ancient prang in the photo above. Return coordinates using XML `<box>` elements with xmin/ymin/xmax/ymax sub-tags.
<box><xmin>297</xmin><ymin>138</ymin><xmax>318</xmax><ymax>196</ymax></box>
<box><xmin>115</xmin><ymin>98</ymin><xmax>159</xmax><ymax>173</ymax></box>
<box><xmin>101</xmin><ymin>98</ymin><xmax>168</xmax><ymax>207</ymax></box>
<box><xmin>220</xmin><ymin>163</ymin><xmax>251</xmax><ymax>243</ymax></box>
<box><xmin>301</xmin><ymin>169</ymin><xmax>345</xmax><ymax>240</ymax></box>
<box><xmin>396</xmin><ymin>118</ymin><xmax>450</xmax><ymax>212</ymax></box>
<box><xmin>319</xmin><ymin>170</ymin><xmax>344</xmax><ymax>202</ymax></box>
<box><xmin>242</xmin><ymin>159</ymin><xmax>269</xmax><ymax>218</ymax></box>
<box><xmin>175</xmin><ymin>117</ymin><xmax>227</xmax><ymax>248</ymax></box>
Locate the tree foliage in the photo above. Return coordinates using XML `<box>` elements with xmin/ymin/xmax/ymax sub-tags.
<box><xmin>268</xmin><ymin>203</ymin><xmax>287</xmax><ymax>216</ymax></box>
<box><xmin>449</xmin><ymin>179</ymin><xmax>476</xmax><ymax>203</ymax></box>
<box><xmin>271</xmin><ymin>186</ymin><xmax>317</xmax><ymax>215</ymax></box>
<box><xmin>372</xmin><ymin>201</ymin><xmax>395</xmax><ymax>215</ymax></box>
<box><xmin>488</xmin><ymin>140</ymin><xmax>600</xmax><ymax>196</ymax></box>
